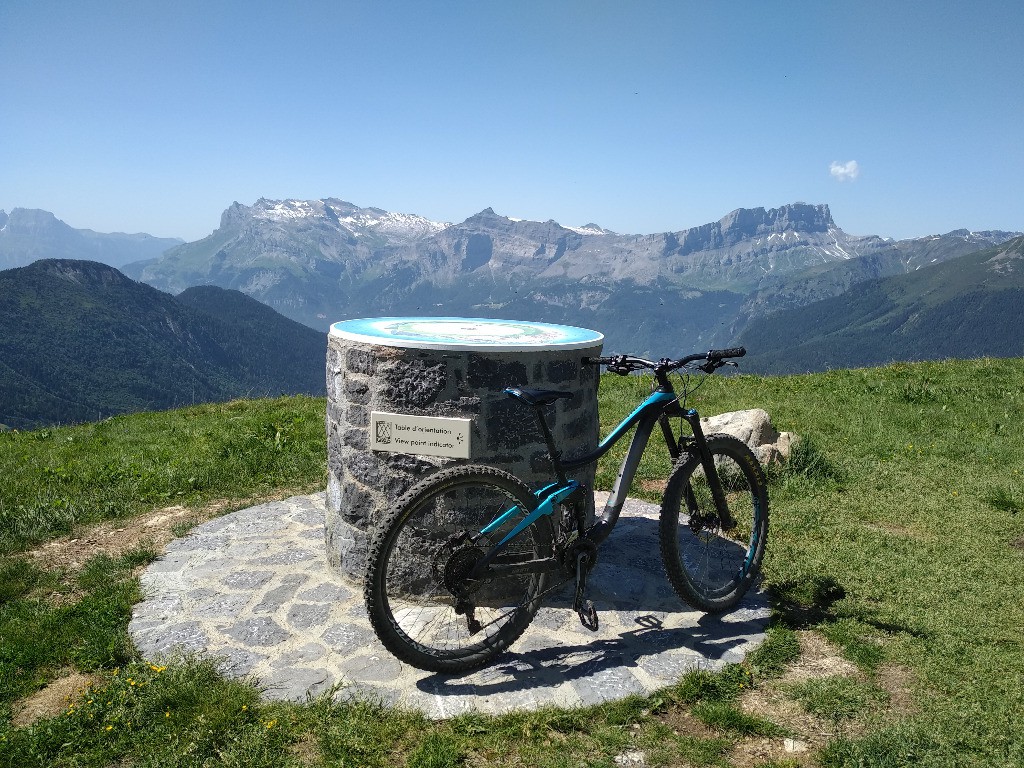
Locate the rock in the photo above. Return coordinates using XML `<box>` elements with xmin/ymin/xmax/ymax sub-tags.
<box><xmin>614</xmin><ymin>749</ymin><xmax>647</xmax><ymax>766</ymax></box>
<box><xmin>701</xmin><ymin>408</ymin><xmax>797</xmax><ymax>465</ymax></box>
<box><xmin>784</xmin><ymin>737</ymin><xmax>809</xmax><ymax>753</ymax></box>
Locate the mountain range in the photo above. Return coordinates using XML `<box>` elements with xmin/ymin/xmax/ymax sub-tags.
<box><xmin>0</xmin><ymin>208</ymin><xmax>182</xmax><ymax>270</ymax></box>
<box><xmin>738</xmin><ymin>235</ymin><xmax>1024</xmax><ymax>373</ymax></box>
<box><xmin>3</xmin><ymin>200</ymin><xmax>1021</xmax><ymax>399</ymax></box>
<box><xmin>0</xmin><ymin>259</ymin><xmax>326</xmax><ymax>429</ymax></box>
<box><xmin>123</xmin><ymin>198</ymin><xmax>1019</xmax><ymax>359</ymax></box>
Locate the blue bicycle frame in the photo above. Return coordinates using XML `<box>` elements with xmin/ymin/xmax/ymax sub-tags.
<box><xmin>471</xmin><ymin>387</ymin><xmax>685</xmax><ymax>577</ymax></box>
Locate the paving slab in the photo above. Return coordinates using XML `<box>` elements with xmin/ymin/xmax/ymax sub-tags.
<box><xmin>130</xmin><ymin>492</ymin><xmax>769</xmax><ymax>718</ymax></box>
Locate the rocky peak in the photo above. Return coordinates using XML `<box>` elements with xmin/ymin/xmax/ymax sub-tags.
<box><xmin>461</xmin><ymin>207</ymin><xmax>501</xmax><ymax>225</ymax></box>
<box><xmin>452</xmin><ymin>208</ymin><xmax>579</xmax><ymax>242</ymax></box>
<box><xmin>5</xmin><ymin>208</ymin><xmax>68</xmax><ymax>235</ymax></box>
<box><xmin>571</xmin><ymin>223</ymin><xmax>612</xmax><ymax>236</ymax></box>
<box><xmin>982</xmin><ymin>235</ymin><xmax>1024</xmax><ymax>278</ymax></box>
<box><xmin>215</xmin><ymin>198</ymin><xmax>448</xmax><ymax>244</ymax></box>
<box><xmin>659</xmin><ymin>203</ymin><xmax>838</xmax><ymax>260</ymax></box>
<box><xmin>219</xmin><ymin>201</ymin><xmax>253</xmax><ymax>230</ymax></box>
<box><xmin>718</xmin><ymin>203</ymin><xmax>834</xmax><ymax>239</ymax></box>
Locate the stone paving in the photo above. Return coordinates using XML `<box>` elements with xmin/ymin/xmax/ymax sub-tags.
<box><xmin>130</xmin><ymin>492</ymin><xmax>769</xmax><ymax>718</ymax></box>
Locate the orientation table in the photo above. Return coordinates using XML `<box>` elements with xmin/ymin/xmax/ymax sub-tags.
<box><xmin>324</xmin><ymin>317</ymin><xmax>604</xmax><ymax>583</ymax></box>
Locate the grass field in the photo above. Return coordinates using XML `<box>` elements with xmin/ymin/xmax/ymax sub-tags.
<box><xmin>1</xmin><ymin>358</ymin><xmax>1022</xmax><ymax>766</ymax></box>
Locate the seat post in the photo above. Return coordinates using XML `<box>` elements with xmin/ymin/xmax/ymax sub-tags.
<box><xmin>532</xmin><ymin>405</ymin><xmax>568</xmax><ymax>483</ymax></box>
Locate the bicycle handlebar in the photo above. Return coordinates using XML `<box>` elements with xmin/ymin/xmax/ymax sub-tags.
<box><xmin>583</xmin><ymin>347</ymin><xmax>746</xmax><ymax>375</ymax></box>
<box><xmin>707</xmin><ymin>347</ymin><xmax>746</xmax><ymax>361</ymax></box>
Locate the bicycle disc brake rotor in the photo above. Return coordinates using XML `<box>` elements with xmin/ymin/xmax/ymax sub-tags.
<box><xmin>689</xmin><ymin>511</ymin><xmax>720</xmax><ymax>536</ymax></box>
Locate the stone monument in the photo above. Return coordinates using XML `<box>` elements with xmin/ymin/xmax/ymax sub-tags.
<box><xmin>325</xmin><ymin>317</ymin><xmax>604</xmax><ymax>583</ymax></box>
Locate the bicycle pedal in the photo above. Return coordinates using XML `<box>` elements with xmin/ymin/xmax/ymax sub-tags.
<box><xmin>577</xmin><ymin>600</ymin><xmax>599</xmax><ymax>632</ymax></box>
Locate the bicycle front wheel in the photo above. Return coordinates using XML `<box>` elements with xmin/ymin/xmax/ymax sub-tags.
<box><xmin>363</xmin><ymin>465</ymin><xmax>553</xmax><ymax>674</ymax></box>
<box><xmin>659</xmin><ymin>434</ymin><xmax>768</xmax><ymax>613</ymax></box>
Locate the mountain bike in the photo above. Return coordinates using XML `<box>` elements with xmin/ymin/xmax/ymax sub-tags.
<box><xmin>363</xmin><ymin>347</ymin><xmax>768</xmax><ymax>673</ymax></box>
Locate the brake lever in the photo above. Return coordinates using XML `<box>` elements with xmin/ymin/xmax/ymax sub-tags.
<box><xmin>697</xmin><ymin>359</ymin><xmax>737</xmax><ymax>374</ymax></box>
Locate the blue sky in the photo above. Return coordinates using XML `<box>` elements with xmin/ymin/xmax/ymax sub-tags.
<box><xmin>2</xmin><ymin>0</ymin><xmax>1021</xmax><ymax>242</ymax></box>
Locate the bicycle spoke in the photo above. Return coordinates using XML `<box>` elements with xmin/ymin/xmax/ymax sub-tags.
<box><xmin>365</xmin><ymin>466</ymin><xmax>552</xmax><ymax>671</ymax></box>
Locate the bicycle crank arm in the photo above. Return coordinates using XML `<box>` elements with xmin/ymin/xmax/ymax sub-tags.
<box><xmin>573</xmin><ymin>549</ymin><xmax>599</xmax><ymax>631</ymax></box>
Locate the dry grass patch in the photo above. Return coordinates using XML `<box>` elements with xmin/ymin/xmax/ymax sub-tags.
<box><xmin>638</xmin><ymin>478</ymin><xmax>667</xmax><ymax>496</ymax></box>
<box><xmin>657</xmin><ymin>706</ymin><xmax>719</xmax><ymax>740</ymax></box>
<box><xmin>860</xmin><ymin>521</ymin><xmax>931</xmax><ymax>542</ymax></box>
<box><xmin>11</xmin><ymin>671</ymin><xmax>103</xmax><ymax>728</ymax></box>
<box><xmin>727</xmin><ymin>631</ymin><xmax>919</xmax><ymax>766</ymax></box>
<box><xmin>779</xmin><ymin>632</ymin><xmax>859</xmax><ymax>683</ymax></box>
<box><xmin>730</xmin><ymin>735</ymin><xmax>812</xmax><ymax>768</ymax></box>
<box><xmin>26</xmin><ymin>504</ymin><xmax>198</xmax><ymax>574</ymax></box>
<box><xmin>287</xmin><ymin>731</ymin><xmax>322</xmax><ymax>765</ymax></box>
<box><xmin>874</xmin><ymin>662</ymin><xmax>918</xmax><ymax>717</ymax></box>
<box><xmin>730</xmin><ymin>632</ymin><xmax>866</xmax><ymax>765</ymax></box>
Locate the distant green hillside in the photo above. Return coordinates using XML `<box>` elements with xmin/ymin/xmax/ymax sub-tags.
<box><xmin>739</xmin><ymin>236</ymin><xmax>1024</xmax><ymax>374</ymax></box>
<box><xmin>0</xmin><ymin>260</ymin><xmax>326</xmax><ymax>429</ymax></box>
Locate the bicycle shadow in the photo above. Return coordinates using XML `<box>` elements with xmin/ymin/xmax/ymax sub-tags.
<box><xmin>416</xmin><ymin>511</ymin><xmax>770</xmax><ymax>698</ymax></box>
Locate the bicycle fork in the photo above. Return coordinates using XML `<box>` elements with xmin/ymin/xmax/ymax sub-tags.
<box><xmin>675</xmin><ymin>409</ymin><xmax>738</xmax><ymax>531</ymax></box>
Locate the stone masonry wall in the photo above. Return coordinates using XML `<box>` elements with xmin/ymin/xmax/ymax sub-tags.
<box><xmin>325</xmin><ymin>336</ymin><xmax>602</xmax><ymax>583</ymax></box>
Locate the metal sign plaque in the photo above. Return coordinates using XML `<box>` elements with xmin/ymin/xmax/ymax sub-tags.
<box><xmin>369</xmin><ymin>412</ymin><xmax>472</xmax><ymax>459</ymax></box>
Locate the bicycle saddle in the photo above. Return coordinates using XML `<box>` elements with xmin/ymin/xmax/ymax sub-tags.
<box><xmin>504</xmin><ymin>387</ymin><xmax>574</xmax><ymax>407</ymax></box>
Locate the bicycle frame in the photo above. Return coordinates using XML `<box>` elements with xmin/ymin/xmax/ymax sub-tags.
<box><xmin>560</xmin><ymin>388</ymin><xmax>679</xmax><ymax>543</ymax></box>
<box><xmin>470</xmin><ymin>384</ymin><xmax>693</xmax><ymax>581</ymax></box>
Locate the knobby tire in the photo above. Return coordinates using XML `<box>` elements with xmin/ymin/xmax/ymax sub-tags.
<box><xmin>659</xmin><ymin>434</ymin><xmax>769</xmax><ymax>613</ymax></box>
<box><xmin>363</xmin><ymin>465</ymin><xmax>553</xmax><ymax>674</ymax></box>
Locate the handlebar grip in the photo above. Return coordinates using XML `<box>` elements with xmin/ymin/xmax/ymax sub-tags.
<box><xmin>708</xmin><ymin>347</ymin><xmax>746</xmax><ymax>361</ymax></box>
<box><xmin>583</xmin><ymin>356</ymin><xmax>615</xmax><ymax>366</ymax></box>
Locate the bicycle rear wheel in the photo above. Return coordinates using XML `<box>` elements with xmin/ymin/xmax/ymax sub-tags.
<box><xmin>363</xmin><ymin>465</ymin><xmax>553</xmax><ymax>673</ymax></box>
<box><xmin>659</xmin><ymin>434</ymin><xmax>768</xmax><ymax>613</ymax></box>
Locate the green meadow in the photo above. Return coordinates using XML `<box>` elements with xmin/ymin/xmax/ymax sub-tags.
<box><xmin>1</xmin><ymin>358</ymin><xmax>1022</xmax><ymax>766</ymax></box>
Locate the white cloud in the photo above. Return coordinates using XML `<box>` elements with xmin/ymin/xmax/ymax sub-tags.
<box><xmin>829</xmin><ymin>160</ymin><xmax>860</xmax><ymax>182</ymax></box>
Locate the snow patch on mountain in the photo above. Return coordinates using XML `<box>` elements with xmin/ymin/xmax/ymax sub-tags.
<box><xmin>248</xmin><ymin>197</ymin><xmax>448</xmax><ymax>242</ymax></box>
<box><xmin>253</xmin><ymin>199</ymin><xmax>320</xmax><ymax>222</ymax></box>
<box><xmin>565</xmin><ymin>223</ymin><xmax>614</xmax><ymax>236</ymax></box>
<box><xmin>336</xmin><ymin>210</ymin><xmax>450</xmax><ymax>240</ymax></box>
